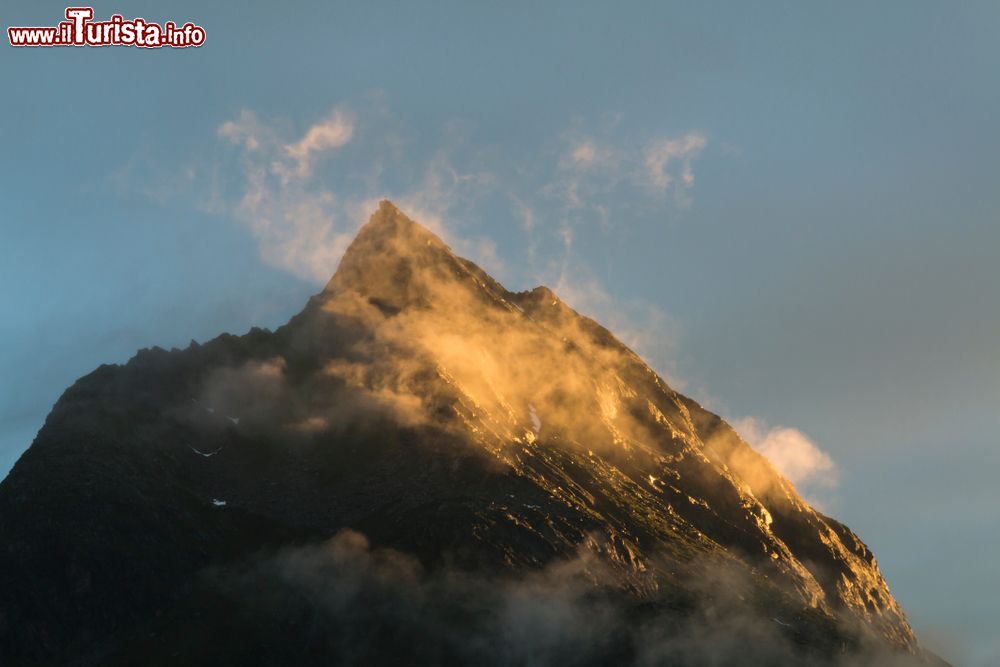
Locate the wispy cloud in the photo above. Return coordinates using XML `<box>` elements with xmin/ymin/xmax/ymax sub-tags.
<box><xmin>644</xmin><ymin>131</ymin><xmax>707</xmax><ymax>197</ymax></box>
<box><xmin>214</xmin><ymin>103</ymin><xmax>507</xmax><ymax>284</ymax></box>
<box><xmin>217</xmin><ymin>108</ymin><xmax>360</xmax><ymax>283</ymax></box>
<box><xmin>733</xmin><ymin>416</ymin><xmax>838</xmax><ymax>493</ymax></box>
<box><xmin>212</xmin><ymin>99</ymin><xmax>711</xmax><ymax>289</ymax></box>
<box><xmin>565</xmin><ymin>139</ymin><xmax>617</xmax><ymax>170</ymax></box>
<box><xmin>543</xmin><ymin>126</ymin><xmax>709</xmax><ymax>250</ymax></box>
<box><xmin>280</xmin><ymin>108</ymin><xmax>354</xmax><ymax>181</ymax></box>
<box><xmin>217</xmin><ymin>109</ymin><xmax>267</xmax><ymax>152</ymax></box>
<box><xmin>570</xmin><ymin>141</ymin><xmax>599</xmax><ymax>165</ymax></box>
<box><xmin>201</xmin><ymin>527</ymin><xmax>922</xmax><ymax>667</ymax></box>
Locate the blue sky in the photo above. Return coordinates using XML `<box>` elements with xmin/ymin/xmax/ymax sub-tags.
<box><xmin>2</xmin><ymin>1</ymin><xmax>998</xmax><ymax>663</ymax></box>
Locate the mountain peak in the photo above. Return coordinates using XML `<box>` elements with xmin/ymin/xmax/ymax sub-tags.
<box><xmin>364</xmin><ymin>199</ymin><xmax>423</xmax><ymax>235</ymax></box>
<box><xmin>376</xmin><ymin>197</ymin><xmax>401</xmax><ymax>214</ymax></box>
<box><xmin>358</xmin><ymin>199</ymin><xmax>444</xmax><ymax>248</ymax></box>
<box><xmin>323</xmin><ymin>200</ymin><xmax>453</xmax><ymax>297</ymax></box>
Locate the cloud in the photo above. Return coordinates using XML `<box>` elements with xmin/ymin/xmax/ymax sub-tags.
<box><xmin>541</xmin><ymin>126</ymin><xmax>709</xmax><ymax>216</ymax></box>
<box><xmin>216</xmin><ymin>109</ymin><xmax>365</xmax><ymax>283</ymax></box>
<box><xmin>570</xmin><ymin>141</ymin><xmax>598</xmax><ymax>165</ymax></box>
<box><xmin>644</xmin><ymin>131</ymin><xmax>707</xmax><ymax>196</ymax></box>
<box><xmin>733</xmin><ymin>417</ymin><xmax>838</xmax><ymax>489</ymax></box>
<box><xmin>565</xmin><ymin>139</ymin><xmax>618</xmax><ymax>170</ymax></box>
<box><xmin>536</xmin><ymin>126</ymin><xmax>709</xmax><ymax>276</ymax></box>
<box><xmin>215</xmin><ymin>104</ymin><xmax>509</xmax><ymax>284</ymax></box>
<box><xmin>213</xmin><ymin>99</ymin><xmax>712</xmax><ymax>294</ymax></box>
<box><xmin>190</xmin><ymin>528</ymin><xmax>929</xmax><ymax>667</ymax></box>
<box><xmin>281</xmin><ymin>108</ymin><xmax>354</xmax><ymax>181</ymax></box>
<box><xmin>218</xmin><ymin>109</ymin><xmax>267</xmax><ymax>151</ymax></box>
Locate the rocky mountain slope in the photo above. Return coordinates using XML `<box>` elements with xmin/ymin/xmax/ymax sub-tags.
<box><xmin>0</xmin><ymin>202</ymin><xmax>945</xmax><ymax>666</ymax></box>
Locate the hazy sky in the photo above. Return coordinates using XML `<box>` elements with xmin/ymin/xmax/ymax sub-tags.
<box><xmin>2</xmin><ymin>2</ymin><xmax>998</xmax><ymax>663</ymax></box>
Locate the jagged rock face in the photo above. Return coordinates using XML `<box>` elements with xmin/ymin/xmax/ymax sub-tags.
<box><xmin>0</xmin><ymin>202</ymin><xmax>929</xmax><ymax>666</ymax></box>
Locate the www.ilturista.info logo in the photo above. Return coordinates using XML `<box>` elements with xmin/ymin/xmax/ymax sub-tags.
<box><xmin>8</xmin><ymin>7</ymin><xmax>205</xmax><ymax>48</ymax></box>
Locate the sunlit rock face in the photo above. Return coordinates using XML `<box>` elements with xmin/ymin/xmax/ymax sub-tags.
<box><xmin>314</xmin><ymin>202</ymin><xmax>913</xmax><ymax>641</ymax></box>
<box><xmin>0</xmin><ymin>202</ymin><xmax>935</xmax><ymax>666</ymax></box>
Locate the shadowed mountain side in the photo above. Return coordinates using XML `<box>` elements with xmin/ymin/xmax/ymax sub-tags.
<box><xmin>0</xmin><ymin>202</ymin><xmax>946</xmax><ymax>666</ymax></box>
